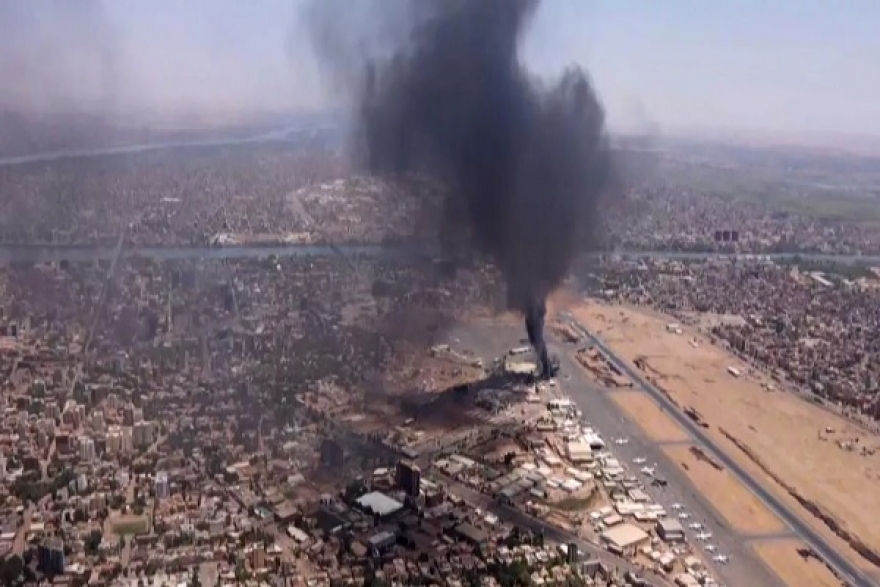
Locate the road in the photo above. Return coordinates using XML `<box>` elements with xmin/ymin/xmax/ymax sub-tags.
<box><xmin>562</xmin><ymin>312</ymin><xmax>878</xmax><ymax>587</ymax></box>
<box><xmin>12</xmin><ymin>504</ymin><xmax>34</xmax><ymax>555</ymax></box>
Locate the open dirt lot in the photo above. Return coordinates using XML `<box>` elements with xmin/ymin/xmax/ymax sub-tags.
<box><xmin>106</xmin><ymin>515</ymin><xmax>150</xmax><ymax>536</ymax></box>
<box><xmin>572</xmin><ymin>299</ymin><xmax>880</xmax><ymax>572</ymax></box>
<box><xmin>664</xmin><ymin>445</ymin><xmax>786</xmax><ymax>536</ymax></box>
<box><xmin>753</xmin><ymin>540</ymin><xmax>844</xmax><ymax>587</ymax></box>
<box><xmin>611</xmin><ymin>391</ymin><xmax>691</xmax><ymax>444</ymax></box>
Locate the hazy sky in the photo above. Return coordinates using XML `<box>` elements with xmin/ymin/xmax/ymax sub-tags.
<box><xmin>2</xmin><ymin>0</ymin><xmax>878</xmax><ymax>137</ymax></box>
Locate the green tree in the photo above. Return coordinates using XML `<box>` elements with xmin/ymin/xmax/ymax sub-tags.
<box><xmin>84</xmin><ymin>529</ymin><xmax>103</xmax><ymax>554</ymax></box>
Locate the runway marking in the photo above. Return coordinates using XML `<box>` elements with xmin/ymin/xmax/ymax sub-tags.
<box><xmin>609</xmin><ymin>390</ymin><xmax>692</xmax><ymax>444</ymax></box>
<box><xmin>663</xmin><ymin>445</ymin><xmax>788</xmax><ymax>536</ymax></box>
<box><xmin>654</xmin><ymin>439</ymin><xmax>693</xmax><ymax>448</ymax></box>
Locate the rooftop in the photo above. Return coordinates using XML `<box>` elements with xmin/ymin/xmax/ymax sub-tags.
<box><xmin>356</xmin><ymin>491</ymin><xmax>404</xmax><ymax>517</ymax></box>
<box><xmin>600</xmin><ymin>523</ymin><xmax>649</xmax><ymax>549</ymax></box>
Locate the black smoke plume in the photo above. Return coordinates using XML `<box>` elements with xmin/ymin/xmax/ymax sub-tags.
<box><xmin>305</xmin><ymin>0</ymin><xmax>612</xmax><ymax>377</ymax></box>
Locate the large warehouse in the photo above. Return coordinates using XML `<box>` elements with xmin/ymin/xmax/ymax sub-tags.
<box><xmin>600</xmin><ymin>523</ymin><xmax>650</xmax><ymax>556</ymax></box>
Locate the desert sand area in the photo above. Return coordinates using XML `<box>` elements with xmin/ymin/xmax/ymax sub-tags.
<box><xmin>610</xmin><ymin>391</ymin><xmax>692</xmax><ymax>444</ymax></box>
<box><xmin>753</xmin><ymin>540</ymin><xmax>845</xmax><ymax>587</ymax></box>
<box><xmin>571</xmin><ymin>299</ymin><xmax>880</xmax><ymax>573</ymax></box>
<box><xmin>663</xmin><ymin>445</ymin><xmax>786</xmax><ymax>536</ymax></box>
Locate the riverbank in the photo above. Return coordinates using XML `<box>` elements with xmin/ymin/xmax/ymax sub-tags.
<box><xmin>0</xmin><ymin>241</ymin><xmax>878</xmax><ymax>266</ymax></box>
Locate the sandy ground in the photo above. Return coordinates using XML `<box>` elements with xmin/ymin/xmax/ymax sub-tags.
<box><xmin>753</xmin><ymin>540</ymin><xmax>844</xmax><ymax>587</ymax></box>
<box><xmin>610</xmin><ymin>391</ymin><xmax>692</xmax><ymax>444</ymax></box>
<box><xmin>664</xmin><ymin>445</ymin><xmax>786</xmax><ymax>536</ymax></box>
<box><xmin>572</xmin><ymin>299</ymin><xmax>880</xmax><ymax>572</ymax></box>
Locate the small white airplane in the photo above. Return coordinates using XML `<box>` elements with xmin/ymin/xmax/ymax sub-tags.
<box><xmin>688</xmin><ymin>522</ymin><xmax>703</xmax><ymax>530</ymax></box>
<box><xmin>614</xmin><ymin>437</ymin><xmax>629</xmax><ymax>445</ymax></box>
<box><xmin>713</xmin><ymin>554</ymin><xmax>730</xmax><ymax>564</ymax></box>
<box><xmin>640</xmin><ymin>466</ymin><xmax>655</xmax><ymax>476</ymax></box>
<box><xmin>705</xmin><ymin>545</ymin><xmax>718</xmax><ymax>553</ymax></box>
<box><xmin>632</xmin><ymin>456</ymin><xmax>647</xmax><ymax>465</ymax></box>
<box><xmin>696</xmin><ymin>532</ymin><xmax>713</xmax><ymax>541</ymax></box>
<box><xmin>678</xmin><ymin>512</ymin><xmax>690</xmax><ymax>520</ymax></box>
<box><xmin>670</xmin><ymin>503</ymin><xmax>684</xmax><ymax>511</ymax></box>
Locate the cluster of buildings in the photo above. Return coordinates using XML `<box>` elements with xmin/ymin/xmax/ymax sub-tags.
<box><xmin>0</xmin><ymin>144</ymin><xmax>346</xmax><ymax>248</ymax></box>
<box><xmin>427</xmin><ymin>386</ymin><xmax>720</xmax><ymax>587</ymax></box>
<box><xmin>604</xmin><ymin>180</ymin><xmax>880</xmax><ymax>256</ymax></box>
<box><xmin>279</xmin><ymin>458</ymin><xmax>632</xmax><ymax>587</ymax></box>
<box><xmin>0</xmin><ymin>152</ymin><xmax>452</xmax><ymax>251</ymax></box>
<box><xmin>0</xmin><ymin>249</ymin><xmax>514</xmax><ymax>585</ymax></box>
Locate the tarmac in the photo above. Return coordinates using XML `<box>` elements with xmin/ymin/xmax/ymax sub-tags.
<box><xmin>561</xmin><ymin>311</ymin><xmax>877</xmax><ymax>587</ymax></box>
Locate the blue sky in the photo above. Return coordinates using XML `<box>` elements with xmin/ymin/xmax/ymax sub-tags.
<box><xmin>526</xmin><ymin>1</ymin><xmax>880</xmax><ymax>136</ymax></box>
<box><xmin>4</xmin><ymin>0</ymin><xmax>878</xmax><ymax>137</ymax></box>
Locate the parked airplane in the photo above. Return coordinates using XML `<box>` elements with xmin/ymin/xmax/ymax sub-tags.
<box><xmin>688</xmin><ymin>522</ymin><xmax>703</xmax><ymax>530</ymax></box>
<box><xmin>705</xmin><ymin>545</ymin><xmax>718</xmax><ymax>553</ymax></box>
<box><xmin>632</xmin><ymin>457</ymin><xmax>647</xmax><ymax>465</ymax></box>
<box><xmin>696</xmin><ymin>532</ymin><xmax>713</xmax><ymax>541</ymax></box>
<box><xmin>670</xmin><ymin>503</ymin><xmax>683</xmax><ymax>510</ymax></box>
<box><xmin>712</xmin><ymin>555</ymin><xmax>729</xmax><ymax>564</ymax></box>
<box><xmin>640</xmin><ymin>466</ymin><xmax>655</xmax><ymax>476</ymax></box>
<box><xmin>678</xmin><ymin>512</ymin><xmax>690</xmax><ymax>520</ymax></box>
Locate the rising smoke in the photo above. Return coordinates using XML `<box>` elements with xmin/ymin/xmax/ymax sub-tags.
<box><xmin>305</xmin><ymin>0</ymin><xmax>613</xmax><ymax>378</ymax></box>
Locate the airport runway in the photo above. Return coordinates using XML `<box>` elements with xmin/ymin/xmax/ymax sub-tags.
<box><xmin>548</xmin><ymin>336</ymin><xmax>784</xmax><ymax>587</ymax></box>
<box><xmin>561</xmin><ymin>312</ymin><xmax>878</xmax><ymax>587</ymax></box>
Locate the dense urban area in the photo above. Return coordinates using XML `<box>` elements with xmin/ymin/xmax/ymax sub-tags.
<box><xmin>1</xmin><ymin>121</ymin><xmax>880</xmax><ymax>587</ymax></box>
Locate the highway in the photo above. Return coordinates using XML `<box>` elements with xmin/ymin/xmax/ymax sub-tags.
<box><xmin>562</xmin><ymin>311</ymin><xmax>878</xmax><ymax>587</ymax></box>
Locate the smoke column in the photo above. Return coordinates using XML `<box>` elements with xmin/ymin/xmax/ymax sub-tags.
<box><xmin>305</xmin><ymin>0</ymin><xmax>612</xmax><ymax>377</ymax></box>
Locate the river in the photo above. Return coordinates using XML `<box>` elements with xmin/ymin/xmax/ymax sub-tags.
<box><xmin>0</xmin><ymin>242</ymin><xmax>875</xmax><ymax>266</ymax></box>
<box><xmin>0</xmin><ymin>124</ymin><xmax>338</xmax><ymax>167</ymax></box>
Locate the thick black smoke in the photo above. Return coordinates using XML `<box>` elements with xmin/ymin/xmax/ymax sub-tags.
<box><xmin>306</xmin><ymin>0</ymin><xmax>612</xmax><ymax>377</ymax></box>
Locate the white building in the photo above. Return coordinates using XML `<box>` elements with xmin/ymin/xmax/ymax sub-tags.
<box><xmin>79</xmin><ymin>437</ymin><xmax>96</xmax><ymax>462</ymax></box>
<box><xmin>155</xmin><ymin>471</ymin><xmax>170</xmax><ymax>499</ymax></box>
